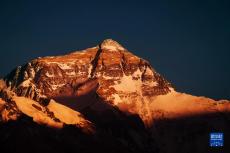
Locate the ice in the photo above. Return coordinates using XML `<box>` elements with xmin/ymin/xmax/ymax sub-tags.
<box><xmin>50</xmin><ymin>83</ymin><xmax>65</xmax><ymax>90</ymax></box>
<box><xmin>45</xmin><ymin>72</ymin><xmax>55</xmax><ymax>77</ymax></box>
<box><xmin>112</xmin><ymin>94</ymin><xmax>122</xmax><ymax>105</ymax></box>
<box><xmin>101</xmin><ymin>39</ymin><xmax>125</xmax><ymax>51</ymax></box>
<box><xmin>112</xmin><ymin>75</ymin><xmax>142</xmax><ymax>93</ymax></box>
<box><xmin>145</xmin><ymin>67</ymin><xmax>154</xmax><ymax>76</ymax></box>
<box><xmin>20</xmin><ymin>79</ymin><xmax>32</xmax><ymax>87</ymax></box>
<box><xmin>46</xmin><ymin>62</ymin><xmax>73</xmax><ymax>70</ymax></box>
<box><xmin>66</xmin><ymin>71</ymin><xmax>76</xmax><ymax>76</ymax></box>
<box><xmin>87</xmin><ymin>65</ymin><xmax>93</xmax><ymax>77</ymax></box>
<box><xmin>132</xmin><ymin>68</ymin><xmax>142</xmax><ymax>78</ymax></box>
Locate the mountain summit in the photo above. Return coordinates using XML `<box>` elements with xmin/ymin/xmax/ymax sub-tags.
<box><xmin>0</xmin><ymin>39</ymin><xmax>230</xmax><ymax>153</ymax></box>
<box><xmin>100</xmin><ymin>39</ymin><xmax>125</xmax><ymax>51</ymax></box>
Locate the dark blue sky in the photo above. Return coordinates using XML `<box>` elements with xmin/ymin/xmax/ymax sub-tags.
<box><xmin>0</xmin><ymin>0</ymin><xmax>229</xmax><ymax>100</ymax></box>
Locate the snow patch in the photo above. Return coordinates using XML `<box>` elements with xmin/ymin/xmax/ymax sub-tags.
<box><xmin>88</xmin><ymin>65</ymin><xmax>93</xmax><ymax>77</ymax></box>
<box><xmin>112</xmin><ymin>94</ymin><xmax>122</xmax><ymax>105</ymax></box>
<box><xmin>47</xmin><ymin>62</ymin><xmax>73</xmax><ymax>70</ymax></box>
<box><xmin>102</xmin><ymin>45</ymin><xmax>124</xmax><ymax>51</ymax></box>
<box><xmin>102</xmin><ymin>74</ymin><xmax>120</xmax><ymax>80</ymax></box>
<box><xmin>66</xmin><ymin>71</ymin><xmax>76</xmax><ymax>76</ymax></box>
<box><xmin>57</xmin><ymin>63</ymin><xmax>72</xmax><ymax>70</ymax></box>
<box><xmin>11</xmin><ymin>96</ymin><xmax>91</xmax><ymax>129</ymax></box>
<box><xmin>102</xmin><ymin>75</ymin><xmax>113</xmax><ymax>79</ymax></box>
<box><xmin>48</xmin><ymin>100</ymin><xmax>89</xmax><ymax>125</ymax></box>
<box><xmin>77</xmin><ymin>71</ymin><xmax>86</xmax><ymax>76</ymax></box>
<box><xmin>169</xmin><ymin>87</ymin><xmax>175</xmax><ymax>92</ymax></box>
<box><xmin>101</xmin><ymin>39</ymin><xmax>125</xmax><ymax>51</ymax></box>
<box><xmin>13</xmin><ymin>96</ymin><xmax>62</xmax><ymax>128</ymax></box>
<box><xmin>20</xmin><ymin>79</ymin><xmax>33</xmax><ymax>87</ymax></box>
<box><xmin>30</xmin><ymin>68</ymin><xmax>35</xmax><ymax>78</ymax></box>
<box><xmin>112</xmin><ymin>75</ymin><xmax>142</xmax><ymax>93</ymax></box>
<box><xmin>145</xmin><ymin>67</ymin><xmax>154</xmax><ymax>76</ymax></box>
<box><xmin>150</xmin><ymin>81</ymin><xmax>158</xmax><ymax>87</ymax></box>
<box><xmin>50</xmin><ymin>83</ymin><xmax>65</xmax><ymax>91</ymax></box>
<box><xmin>77</xmin><ymin>60</ymin><xmax>85</xmax><ymax>64</ymax></box>
<box><xmin>45</xmin><ymin>72</ymin><xmax>55</xmax><ymax>77</ymax></box>
<box><xmin>23</xmin><ymin>71</ymin><xmax>29</xmax><ymax>79</ymax></box>
<box><xmin>132</xmin><ymin>68</ymin><xmax>142</xmax><ymax>78</ymax></box>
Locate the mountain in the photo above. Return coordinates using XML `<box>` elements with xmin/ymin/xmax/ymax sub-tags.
<box><xmin>0</xmin><ymin>39</ymin><xmax>230</xmax><ymax>153</ymax></box>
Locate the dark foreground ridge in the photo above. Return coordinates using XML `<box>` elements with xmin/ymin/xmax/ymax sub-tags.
<box><xmin>1</xmin><ymin>112</ymin><xmax>229</xmax><ymax>153</ymax></box>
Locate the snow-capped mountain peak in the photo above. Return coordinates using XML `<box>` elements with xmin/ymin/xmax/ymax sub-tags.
<box><xmin>3</xmin><ymin>39</ymin><xmax>171</xmax><ymax>125</ymax></box>
<box><xmin>100</xmin><ymin>39</ymin><xmax>125</xmax><ymax>51</ymax></box>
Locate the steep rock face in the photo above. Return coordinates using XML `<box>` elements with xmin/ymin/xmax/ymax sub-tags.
<box><xmin>4</xmin><ymin>39</ymin><xmax>171</xmax><ymax>125</ymax></box>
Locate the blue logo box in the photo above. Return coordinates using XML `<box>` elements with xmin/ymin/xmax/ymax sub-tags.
<box><xmin>210</xmin><ymin>132</ymin><xmax>224</xmax><ymax>147</ymax></box>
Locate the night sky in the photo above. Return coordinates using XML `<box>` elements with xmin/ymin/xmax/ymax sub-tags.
<box><xmin>0</xmin><ymin>0</ymin><xmax>229</xmax><ymax>100</ymax></box>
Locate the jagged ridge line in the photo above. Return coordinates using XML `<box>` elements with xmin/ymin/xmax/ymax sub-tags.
<box><xmin>90</xmin><ymin>44</ymin><xmax>102</xmax><ymax>78</ymax></box>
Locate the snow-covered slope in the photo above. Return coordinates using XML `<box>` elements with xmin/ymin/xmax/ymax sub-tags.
<box><xmin>0</xmin><ymin>87</ymin><xmax>93</xmax><ymax>131</ymax></box>
<box><xmin>13</xmin><ymin>96</ymin><xmax>63</xmax><ymax>128</ymax></box>
<box><xmin>47</xmin><ymin>99</ymin><xmax>91</xmax><ymax>126</ymax></box>
<box><xmin>117</xmin><ymin>89</ymin><xmax>230</xmax><ymax>124</ymax></box>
